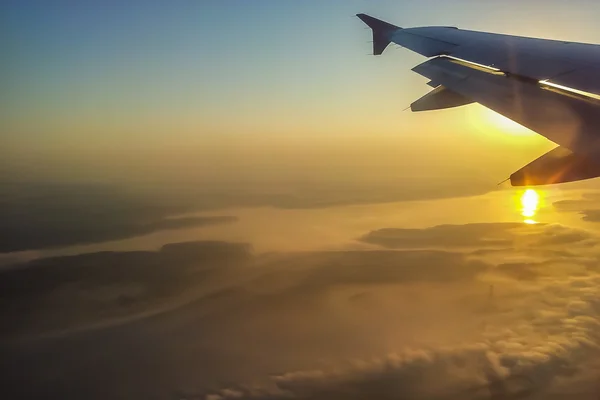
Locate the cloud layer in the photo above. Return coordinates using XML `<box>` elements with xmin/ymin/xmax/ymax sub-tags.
<box><xmin>0</xmin><ymin>182</ymin><xmax>238</xmax><ymax>253</ymax></box>
<box><xmin>203</xmin><ymin>222</ymin><xmax>600</xmax><ymax>400</ymax></box>
<box><xmin>3</xmin><ymin>222</ymin><xmax>600</xmax><ymax>399</ymax></box>
<box><xmin>553</xmin><ymin>191</ymin><xmax>600</xmax><ymax>223</ymax></box>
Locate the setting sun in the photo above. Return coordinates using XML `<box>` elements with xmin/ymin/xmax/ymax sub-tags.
<box><xmin>486</xmin><ymin>109</ymin><xmax>535</xmax><ymax>136</ymax></box>
<box><xmin>521</xmin><ymin>189</ymin><xmax>540</xmax><ymax>223</ymax></box>
<box><xmin>465</xmin><ymin>107</ymin><xmax>538</xmax><ymax>138</ymax></box>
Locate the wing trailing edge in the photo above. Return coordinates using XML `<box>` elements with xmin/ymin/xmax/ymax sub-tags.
<box><xmin>411</xmin><ymin>57</ymin><xmax>600</xmax><ymax>154</ymax></box>
<box><xmin>410</xmin><ymin>85</ymin><xmax>474</xmax><ymax>112</ymax></box>
<box><xmin>510</xmin><ymin>146</ymin><xmax>600</xmax><ymax>186</ymax></box>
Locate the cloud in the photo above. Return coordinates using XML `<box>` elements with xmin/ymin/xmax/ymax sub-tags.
<box><xmin>358</xmin><ymin>223</ymin><xmax>523</xmax><ymax>249</ymax></box>
<box><xmin>201</xmin><ymin>347</ymin><xmax>541</xmax><ymax>400</ymax></box>
<box><xmin>531</xmin><ymin>224</ymin><xmax>596</xmax><ymax>246</ymax></box>
<box><xmin>495</xmin><ymin>262</ymin><xmax>542</xmax><ymax>281</ymax></box>
<box><xmin>552</xmin><ymin>192</ymin><xmax>600</xmax><ymax>223</ymax></box>
<box><xmin>201</xmin><ymin>223</ymin><xmax>600</xmax><ymax>400</ymax></box>
<box><xmin>579</xmin><ymin>210</ymin><xmax>600</xmax><ymax>223</ymax></box>
<box><xmin>204</xmin><ymin>270</ymin><xmax>600</xmax><ymax>400</ymax></box>
<box><xmin>298</xmin><ymin>250</ymin><xmax>488</xmax><ymax>287</ymax></box>
<box><xmin>553</xmin><ymin>192</ymin><xmax>600</xmax><ymax>211</ymax></box>
<box><xmin>0</xmin><ymin>176</ymin><xmax>495</xmax><ymax>254</ymax></box>
<box><xmin>0</xmin><ymin>241</ymin><xmax>252</xmax><ymax>339</ymax></box>
<box><xmin>5</xmin><ymin>222</ymin><xmax>600</xmax><ymax>399</ymax></box>
<box><xmin>0</xmin><ymin>182</ymin><xmax>238</xmax><ymax>252</ymax></box>
<box><xmin>361</xmin><ymin>222</ymin><xmax>599</xmax><ymax>251</ymax></box>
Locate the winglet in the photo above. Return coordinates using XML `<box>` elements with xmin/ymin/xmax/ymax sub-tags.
<box><xmin>357</xmin><ymin>14</ymin><xmax>401</xmax><ymax>55</ymax></box>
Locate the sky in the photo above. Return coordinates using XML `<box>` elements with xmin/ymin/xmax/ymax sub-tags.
<box><xmin>7</xmin><ymin>1</ymin><xmax>600</xmax><ymax>399</ymax></box>
<box><xmin>6</xmin><ymin>0</ymin><xmax>600</xmax><ymax>185</ymax></box>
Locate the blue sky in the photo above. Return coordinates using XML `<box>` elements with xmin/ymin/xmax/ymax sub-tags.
<box><xmin>3</xmin><ymin>0</ymin><xmax>600</xmax><ymax>174</ymax></box>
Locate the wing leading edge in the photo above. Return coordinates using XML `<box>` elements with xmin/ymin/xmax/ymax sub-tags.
<box><xmin>357</xmin><ymin>13</ymin><xmax>600</xmax><ymax>186</ymax></box>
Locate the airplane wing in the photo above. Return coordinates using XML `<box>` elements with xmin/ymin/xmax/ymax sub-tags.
<box><xmin>357</xmin><ymin>13</ymin><xmax>600</xmax><ymax>186</ymax></box>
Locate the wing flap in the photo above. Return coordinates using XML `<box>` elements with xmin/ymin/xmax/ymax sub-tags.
<box><xmin>411</xmin><ymin>57</ymin><xmax>600</xmax><ymax>153</ymax></box>
<box><xmin>410</xmin><ymin>85</ymin><xmax>474</xmax><ymax>112</ymax></box>
<box><xmin>412</xmin><ymin>57</ymin><xmax>473</xmax><ymax>82</ymax></box>
<box><xmin>510</xmin><ymin>146</ymin><xmax>600</xmax><ymax>186</ymax></box>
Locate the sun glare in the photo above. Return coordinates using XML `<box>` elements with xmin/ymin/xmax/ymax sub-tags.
<box><xmin>486</xmin><ymin>110</ymin><xmax>535</xmax><ymax>136</ymax></box>
<box><xmin>520</xmin><ymin>189</ymin><xmax>540</xmax><ymax>224</ymax></box>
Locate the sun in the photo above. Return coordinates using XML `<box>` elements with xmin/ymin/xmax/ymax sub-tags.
<box><xmin>485</xmin><ymin>109</ymin><xmax>535</xmax><ymax>136</ymax></box>
<box><xmin>520</xmin><ymin>189</ymin><xmax>540</xmax><ymax>223</ymax></box>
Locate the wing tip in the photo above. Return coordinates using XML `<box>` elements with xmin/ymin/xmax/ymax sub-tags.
<box><xmin>356</xmin><ymin>13</ymin><xmax>400</xmax><ymax>55</ymax></box>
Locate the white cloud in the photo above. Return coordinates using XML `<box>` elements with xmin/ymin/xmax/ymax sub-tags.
<box><xmin>204</xmin><ymin>223</ymin><xmax>600</xmax><ymax>400</ymax></box>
